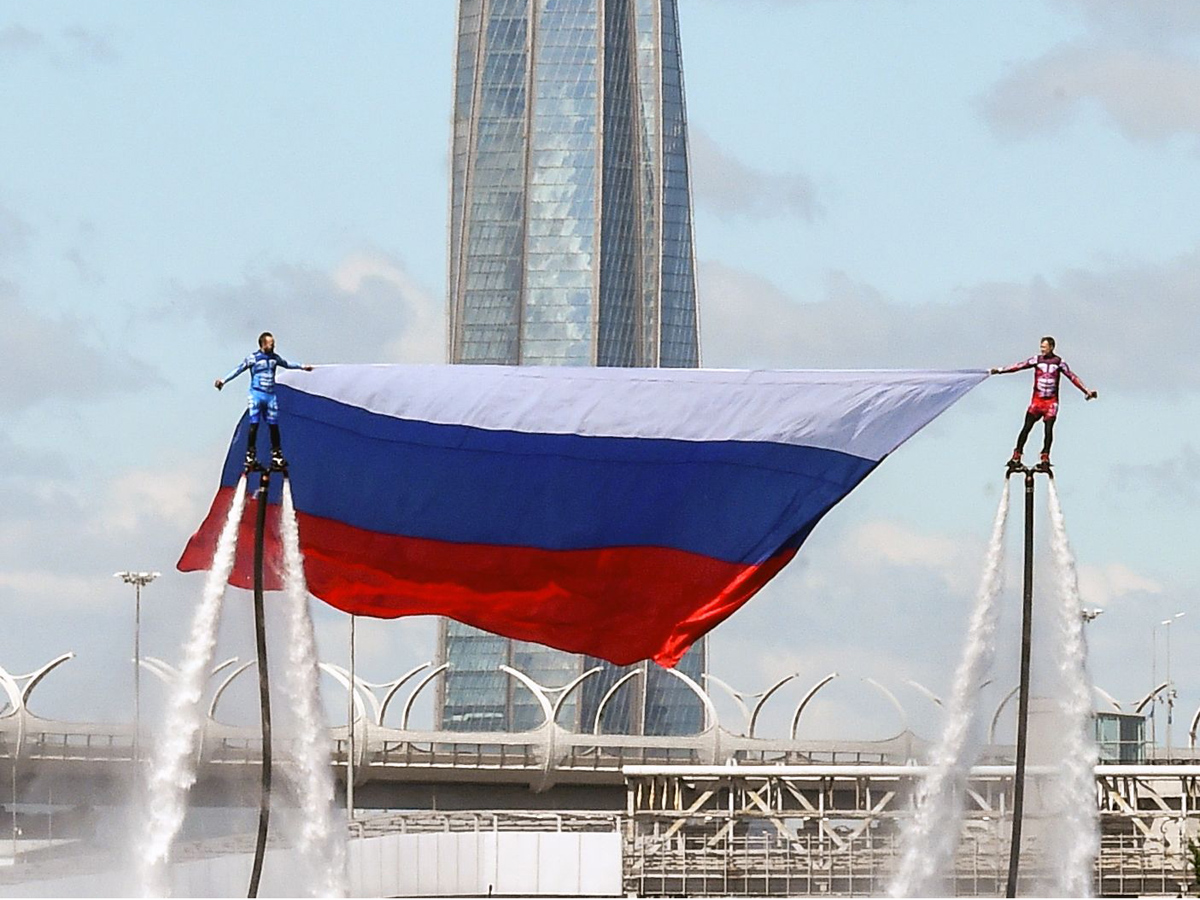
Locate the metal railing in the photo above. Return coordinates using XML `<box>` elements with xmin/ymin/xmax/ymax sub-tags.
<box><xmin>623</xmin><ymin>829</ymin><xmax>1196</xmax><ymax>897</ymax></box>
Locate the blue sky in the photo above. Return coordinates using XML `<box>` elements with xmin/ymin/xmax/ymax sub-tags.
<box><xmin>1</xmin><ymin>1</ymin><xmax>1197</xmax><ymax>744</ymax></box>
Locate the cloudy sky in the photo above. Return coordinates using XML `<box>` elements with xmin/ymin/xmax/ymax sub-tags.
<box><xmin>1</xmin><ymin>1</ymin><xmax>1197</xmax><ymax>745</ymax></box>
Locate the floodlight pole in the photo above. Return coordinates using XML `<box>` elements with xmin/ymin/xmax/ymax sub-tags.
<box><xmin>1005</xmin><ymin>465</ymin><xmax>1045</xmax><ymax>898</ymax></box>
<box><xmin>114</xmin><ymin>570</ymin><xmax>160</xmax><ymax>765</ymax></box>
<box><xmin>1162</xmin><ymin>612</ymin><xmax>1185</xmax><ymax>759</ymax></box>
<box><xmin>248</xmin><ymin>467</ymin><xmax>273</xmax><ymax>899</ymax></box>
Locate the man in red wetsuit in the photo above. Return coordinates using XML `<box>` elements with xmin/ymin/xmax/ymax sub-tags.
<box><xmin>990</xmin><ymin>336</ymin><xmax>1097</xmax><ymax>471</ymax></box>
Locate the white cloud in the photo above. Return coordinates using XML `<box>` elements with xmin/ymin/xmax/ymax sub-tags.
<box><xmin>689</xmin><ymin>129</ymin><xmax>823</xmax><ymax>222</ymax></box>
<box><xmin>1113</xmin><ymin>445</ymin><xmax>1200</xmax><ymax>506</ymax></box>
<box><xmin>95</xmin><ymin>464</ymin><xmax>207</xmax><ymax>535</ymax></box>
<box><xmin>0</xmin><ymin>23</ymin><xmax>117</xmax><ymax>65</ymax></box>
<box><xmin>60</xmin><ymin>26</ymin><xmax>117</xmax><ymax>64</ymax></box>
<box><xmin>63</xmin><ymin>220</ymin><xmax>104</xmax><ymax>285</ymax></box>
<box><xmin>981</xmin><ymin>1</ymin><xmax>1200</xmax><ymax>144</ymax></box>
<box><xmin>1077</xmin><ymin>562</ymin><xmax>1164</xmax><ymax>608</ymax></box>
<box><xmin>173</xmin><ymin>250</ymin><xmax>445</xmax><ymax>366</ymax></box>
<box><xmin>0</xmin><ymin>203</ymin><xmax>31</xmax><ymax>260</ymax></box>
<box><xmin>0</xmin><ymin>570</ymin><xmax>103</xmax><ymax>608</ymax></box>
<box><xmin>0</xmin><ymin>24</ymin><xmax>43</xmax><ymax>59</ymax></box>
<box><xmin>982</xmin><ymin>43</ymin><xmax>1200</xmax><ymax>144</ymax></box>
<box><xmin>332</xmin><ymin>252</ymin><xmax>446</xmax><ymax>364</ymax></box>
<box><xmin>0</xmin><ymin>279</ymin><xmax>152</xmax><ymax>410</ymax></box>
<box><xmin>0</xmin><ymin>209</ymin><xmax>145</xmax><ymax>409</ymax></box>
<box><xmin>843</xmin><ymin>520</ymin><xmax>973</xmax><ymax>591</ymax></box>
<box><xmin>709</xmin><ymin>633</ymin><xmax>944</xmax><ymax>741</ymax></box>
<box><xmin>697</xmin><ymin>250</ymin><xmax>1199</xmax><ymax>393</ymax></box>
<box><xmin>1051</xmin><ymin>0</ymin><xmax>1200</xmax><ymax>43</ymax></box>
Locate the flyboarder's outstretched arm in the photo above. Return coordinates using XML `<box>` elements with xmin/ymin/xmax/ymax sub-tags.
<box><xmin>275</xmin><ymin>355</ymin><xmax>314</xmax><ymax>372</ymax></box>
<box><xmin>215</xmin><ymin>355</ymin><xmax>252</xmax><ymax>391</ymax></box>
<box><xmin>989</xmin><ymin>357</ymin><xmax>1035</xmax><ymax>376</ymax></box>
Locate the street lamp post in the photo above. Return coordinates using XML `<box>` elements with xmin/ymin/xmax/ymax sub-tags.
<box><xmin>1151</xmin><ymin>624</ymin><xmax>1159</xmax><ymax>749</ymax></box>
<box><xmin>1162</xmin><ymin>612</ymin><xmax>1186</xmax><ymax>758</ymax></box>
<box><xmin>114</xmin><ymin>571</ymin><xmax>160</xmax><ymax>764</ymax></box>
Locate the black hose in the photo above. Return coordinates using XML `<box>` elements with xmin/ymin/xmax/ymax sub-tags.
<box><xmin>1005</xmin><ymin>469</ymin><xmax>1036</xmax><ymax>897</ymax></box>
<box><xmin>248</xmin><ymin>469</ymin><xmax>273</xmax><ymax>898</ymax></box>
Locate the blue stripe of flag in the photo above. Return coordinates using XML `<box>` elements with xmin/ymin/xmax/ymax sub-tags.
<box><xmin>221</xmin><ymin>388</ymin><xmax>877</xmax><ymax>565</ymax></box>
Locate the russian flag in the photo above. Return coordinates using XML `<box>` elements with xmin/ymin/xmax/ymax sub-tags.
<box><xmin>178</xmin><ymin>365</ymin><xmax>986</xmax><ymax>666</ymax></box>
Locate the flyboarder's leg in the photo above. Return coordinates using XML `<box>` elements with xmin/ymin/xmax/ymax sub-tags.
<box><xmin>1014</xmin><ymin>411</ymin><xmax>1038</xmax><ymax>454</ymax></box>
<box><xmin>269</xmin><ymin>425</ymin><xmax>286</xmax><ymax>469</ymax></box>
<box><xmin>246</xmin><ymin>391</ymin><xmax>272</xmax><ymax>469</ymax></box>
<box><xmin>246</xmin><ymin>418</ymin><xmax>261</xmax><ymax>469</ymax></box>
<box><xmin>1009</xmin><ymin>411</ymin><xmax>1038</xmax><ymax>470</ymax></box>
<box><xmin>265</xmin><ymin>395</ymin><xmax>287</xmax><ymax>469</ymax></box>
<box><xmin>1037</xmin><ymin>417</ymin><xmax>1056</xmax><ymax>471</ymax></box>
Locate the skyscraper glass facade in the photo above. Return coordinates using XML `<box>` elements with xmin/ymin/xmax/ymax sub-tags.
<box><xmin>439</xmin><ymin>0</ymin><xmax>704</xmax><ymax>735</ymax></box>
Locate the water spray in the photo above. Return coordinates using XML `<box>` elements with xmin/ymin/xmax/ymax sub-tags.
<box><xmin>1041</xmin><ymin>479</ymin><xmax>1100</xmax><ymax>896</ymax></box>
<box><xmin>140</xmin><ymin>453</ymin><xmax>341</xmax><ymax>896</ymax></box>
<box><xmin>280</xmin><ymin>480</ymin><xmax>347</xmax><ymax>897</ymax></box>
<box><xmin>139</xmin><ymin>477</ymin><xmax>248</xmax><ymax>897</ymax></box>
<box><xmin>889</xmin><ymin>483</ymin><xmax>1011</xmax><ymax>896</ymax></box>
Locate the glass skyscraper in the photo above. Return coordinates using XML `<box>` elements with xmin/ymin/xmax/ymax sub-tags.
<box><xmin>437</xmin><ymin>0</ymin><xmax>705</xmax><ymax>735</ymax></box>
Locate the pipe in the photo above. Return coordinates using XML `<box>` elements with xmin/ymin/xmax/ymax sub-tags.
<box><xmin>1006</xmin><ymin>468</ymin><xmax>1036</xmax><ymax>898</ymax></box>
<box><xmin>247</xmin><ymin>468</ymin><xmax>273</xmax><ymax>898</ymax></box>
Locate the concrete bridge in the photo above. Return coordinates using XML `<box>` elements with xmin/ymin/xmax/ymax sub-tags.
<box><xmin>3</xmin><ymin>652</ymin><xmax>1196</xmax><ymax>811</ymax></box>
<box><xmin>2</xmin><ymin>653</ymin><xmax>931</xmax><ymax>808</ymax></box>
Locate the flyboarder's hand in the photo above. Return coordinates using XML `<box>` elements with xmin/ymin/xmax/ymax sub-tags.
<box><xmin>214</xmin><ymin>379</ymin><xmax>224</xmax><ymax>391</ymax></box>
<box><xmin>988</xmin><ymin>367</ymin><xmax>999</xmax><ymax>375</ymax></box>
<box><xmin>303</xmin><ymin>365</ymin><xmax>314</xmax><ymax>372</ymax></box>
<box><xmin>1086</xmin><ymin>390</ymin><xmax>1097</xmax><ymax>400</ymax></box>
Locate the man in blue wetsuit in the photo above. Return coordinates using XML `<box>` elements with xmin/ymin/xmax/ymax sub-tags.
<box><xmin>215</xmin><ymin>331</ymin><xmax>313</xmax><ymax>469</ymax></box>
